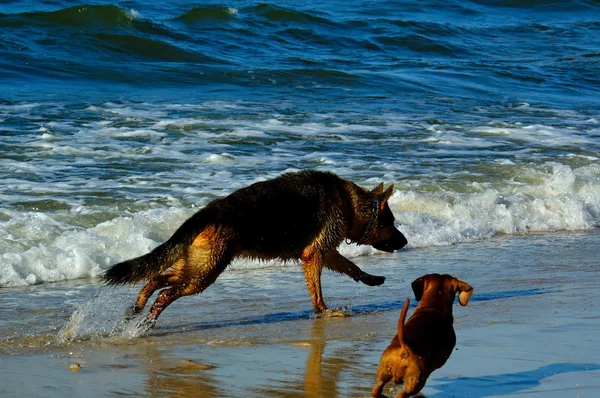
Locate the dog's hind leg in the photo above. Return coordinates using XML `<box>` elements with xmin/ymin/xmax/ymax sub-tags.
<box><xmin>146</xmin><ymin>284</ymin><xmax>195</xmax><ymax>324</ymax></box>
<box><xmin>124</xmin><ymin>271</ymin><xmax>178</xmax><ymax>320</ymax></box>
<box><xmin>371</xmin><ymin>370</ymin><xmax>392</xmax><ymax>397</ymax></box>
<box><xmin>144</xmin><ymin>226</ymin><xmax>233</xmax><ymax>327</ymax></box>
<box><xmin>133</xmin><ymin>277</ymin><xmax>168</xmax><ymax>313</ymax></box>
<box><xmin>397</xmin><ymin>369</ymin><xmax>426</xmax><ymax>398</ymax></box>
<box><xmin>144</xmin><ymin>257</ymin><xmax>229</xmax><ymax>326</ymax></box>
<box><xmin>124</xmin><ymin>278</ymin><xmax>166</xmax><ymax>321</ymax></box>
<box><xmin>323</xmin><ymin>251</ymin><xmax>385</xmax><ymax>287</ymax></box>
<box><xmin>123</xmin><ymin>258</ymin><xmax>188</xmax><ymax>320</ymax></box>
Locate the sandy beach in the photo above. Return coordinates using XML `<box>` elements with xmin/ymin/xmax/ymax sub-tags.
<box><xmin>1</xmin><ymin>231</ymin><xmax>599</xmax><ymax>397</ymax></box>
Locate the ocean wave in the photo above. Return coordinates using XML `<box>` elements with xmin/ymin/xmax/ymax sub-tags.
<box><xmin>2</xmin><ymin>161</ymin><xmax>599</xmax><ymax>287</ymax></box>
<box><xmin>1</xmin><ymin>0</ymin><xmax>597</xmax><ymax>103</ymax></box>
<box><xmin>393</xmin><ymin>163</ymin><xmax>600</xmax><ymax>247</ymax></box>
<box><xmin>469</xmin><ymin>0</ymin><xmax>595</xmax><ymax>11</ymax></box>
<box><xmin>374</xmin><ymin>34</ymin><xmax>459</xmax><ymax>55</ymax></box>
<box><xmin>392</xmin><ymin>19</ymin><xmax>470</xmax><ymax>38</ymax></box>
<box><xmin>251</xmin><ymin>3</ymin><xmax>336</xmax><ymax>26</ymax></box>
<box><xmin>10</xmin><ymin>5</ymin><xmax>138</xmax><ymax>29</ymax></box>
<box><xmin>91</xmin><ymin>33</ymin><xmax>224</xmax><ymax>64</ymax></box>
<box><xmin>174</xmin><ymin>6</ymin><xmax>238</xmax><ymax>24</ymax></box>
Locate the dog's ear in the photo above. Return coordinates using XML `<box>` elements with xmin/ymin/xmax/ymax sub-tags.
<box><xmin>379</xmin><ymin>184</ymin><xmax>394</xmax><ymax>208</ymax></box>
<box><xmin>371</xmin><ymin>182</ymin><xmax>384</xmax><ymax>196</ymax></box>
<box><xmin>455</xmin><ymin>279</ymin><xmax>473</xmax><ymax>306</ymax></box>
<box><xmin>411</xmin><ymin>276</ymin><xmax>425</xmax><ymax>301</ymax></box>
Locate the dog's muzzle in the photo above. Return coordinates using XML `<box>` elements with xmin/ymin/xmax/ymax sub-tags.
<box><xmin>373</xmin><ymin>229</ymin><xmax>408</xmax><ymax>253</ymax></box>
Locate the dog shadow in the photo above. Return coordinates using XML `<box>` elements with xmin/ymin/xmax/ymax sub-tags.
<box><xmin>150</xmin><ymin>308</ymin><xmax>316</xmax><ymax>336</ymax></box>
<box><xmin>350</xmin><ymin>287</ymin><xmax>550</xmax><ymax>314</ymax></box>
<box><xmin>427</xmin><ymin>363</ymin><xmax>600</xmax><ymax>397</ymax></box>
<box><xmin>150</xmin><ymin>288</ymin><xmax>551</xmax><ymax>336</ymax></box>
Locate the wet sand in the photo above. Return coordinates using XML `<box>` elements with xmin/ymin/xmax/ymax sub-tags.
<box><xmin>1</xmin><ymin>231</ymin><xmax>600</xmax><ymax>397</ymax></box>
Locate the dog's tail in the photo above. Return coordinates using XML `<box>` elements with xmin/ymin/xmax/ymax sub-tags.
<box><xmin>103</xmin><ymin>240</ymin><xmax>185</xmax><ymax>285</ymax></box>
<box><xmin>103</xmin><ymin>212</ymin><xmax>208</xmax><ymax>285</ymax></box>
<box><xmin>397</xmin><ymin>297</ymin><xmax>410</xmax><ymax>345</ymax></box>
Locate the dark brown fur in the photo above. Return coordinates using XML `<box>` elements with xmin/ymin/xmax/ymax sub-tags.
<box><xmin>372</xmin><ymin>274</ymin><xmax>473</xmax><ymax>398</ymax></box>
<box><xmin>104</xmin><ymin>170</ymin><xmax>407</xmax><ymax>328</ymax></box>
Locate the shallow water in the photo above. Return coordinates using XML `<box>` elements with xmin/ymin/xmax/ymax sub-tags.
<box><xmin>1</xmin><ymin>231</ymin><xmax>599</xmax><ymax>397</ymax></box>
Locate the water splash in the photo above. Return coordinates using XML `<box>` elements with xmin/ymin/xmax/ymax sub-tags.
<box><xmin>58</xmin><ymin>288</ymin><xmax>151</xmax><ymax>342</ymax></box>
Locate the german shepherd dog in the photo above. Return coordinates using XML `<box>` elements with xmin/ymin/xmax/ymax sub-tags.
<box><xmin>104</xmin><ymin>170</ymin><xmax>407</xmax><ymax>328</ymax></box>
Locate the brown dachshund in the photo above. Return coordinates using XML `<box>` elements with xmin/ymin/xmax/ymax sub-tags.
<box><xmin>372</xmin><ymin>274</ymin><xmax>473</xmax><ymax>398</ymax></box>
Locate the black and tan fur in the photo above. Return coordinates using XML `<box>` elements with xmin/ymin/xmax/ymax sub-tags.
<box><xmin>104</xmin><ymin>170</ymin><xmax>407</xmax><ymax>328</ymax></box>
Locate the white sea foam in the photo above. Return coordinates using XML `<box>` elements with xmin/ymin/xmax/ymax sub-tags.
<box><xmin>1</xmin><ymin>162</ymin><xmax>599</xmax><ymax>287</ymax></box>
<box><xmin>471</xmin><ymin>124</ymin><xmax>596</xmax><ymax>147</ymax></box>
<box><xmin>203</xmin><ymin>153</ymin><xmax>236</xmax><ymax>163</ymax></box>
<box><xmin>125</xmin><ymin>8</ymin><xmax>139</xmax><ymax>20</ymax></box>
<box><xmin>96</xmin><ymin>127</ymin><xmax>168</xmax><ymax>139</ymax></box>
<box><xmin>0</xmin><ymin>208</ymin><xmax>192</xmax><ymax>287</ymax></box>
<box><xmin>392</xmin><ymin>163</ymin><xmax>600</xmax><ymax>247</ymax></box>
<box><xmin>1</xmin><ymin>100</ymin><xmax>599</xmax><ymax>287</ymax></box>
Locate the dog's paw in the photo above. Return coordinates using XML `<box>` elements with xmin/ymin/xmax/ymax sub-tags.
<box><xmin>136</xmin><ymin>316</ymin><xmax>156</xmax><ymax>334</ymax></box>
<box><xmin>121</xmin><ymin>315</ymin><xmax>156</xmax><ymax>338</ymax></box>
<box><xmin>361</xmin><ymin>274</ymin><xmax>386</xmax><ymax>286</ymax></box>
<box><xmin>324</xmin><ymin>309</ymin><xmax>349</xmax><ymax>318</ymax></box>
<box><xmin>313</xmin><ymin>308</ymin><xmax>350</xmax><ymax>318</ymax></box>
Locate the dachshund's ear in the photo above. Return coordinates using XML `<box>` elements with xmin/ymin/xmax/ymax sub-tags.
<box><xmin>455</xmin><ymin>278</ymin><xmax>473</xmax><ymax>306</ymax></box>
<box><xmin>371</xmin><ymin>182</ymin><xmax>384</xmax><ymax>196</ymax></box>
<box><xmin>411</xmin><ymin>276</ymin><xmax>426</xmax><ymax>301</ymax></box>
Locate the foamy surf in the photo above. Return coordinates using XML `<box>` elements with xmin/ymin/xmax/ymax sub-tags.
<box><xmin>2</xmin><ymin>162</ymin><xmax>600</xmax><ymax>287</ymax></box>
<box><xmin>392</xmin><ymin>162</ymin><xmax>600</xmax><ymax>247</ymax></box>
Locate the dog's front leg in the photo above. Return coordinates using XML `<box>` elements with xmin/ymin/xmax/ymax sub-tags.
<box><xmin>323</xmin><ymin>251</ymin><xmax>385</xmax><ymax>287</ymax></box>
<box><xmin>301</xmin><ymin>249</ymin><xmax>327</xmax><ymax>314</ymax></box>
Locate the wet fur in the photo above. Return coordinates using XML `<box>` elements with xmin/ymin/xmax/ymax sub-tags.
<box><xmin>104</xmin><ymin>170</ymin><xmax>407</xmax><ymax>327</ymax></box>
<box><xmin>372</xmin><ymin>274</ymin><xmax>473</xmax><ymax>398</ymax></box>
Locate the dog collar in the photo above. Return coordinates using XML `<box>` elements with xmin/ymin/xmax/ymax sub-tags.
<box><xmin>358</xmin><ymin>193</ymin><xmax>379</xmax><ymax>244</ymax></box>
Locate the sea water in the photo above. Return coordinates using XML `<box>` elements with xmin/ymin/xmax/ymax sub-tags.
<box><xmin>1</xmin><ymin>0</ymin><xmax>599</xmax><ymax>287</ymax></box>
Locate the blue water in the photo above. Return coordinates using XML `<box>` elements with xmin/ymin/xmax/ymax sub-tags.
<box><xmin>1</xmin><ymin>0</ymin><xmax>600</xmax><ymax>286</ymax></box>
<box><xmin>2</xmin><ymin>1</ymin><xmax>599</xmax><ymax>109</ymax></box>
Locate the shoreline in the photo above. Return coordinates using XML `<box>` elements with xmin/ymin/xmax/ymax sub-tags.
<box><xmin>1</xmin><ymin>231</ymin><xmax>600</xmax><ymax>397</ymax></box>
